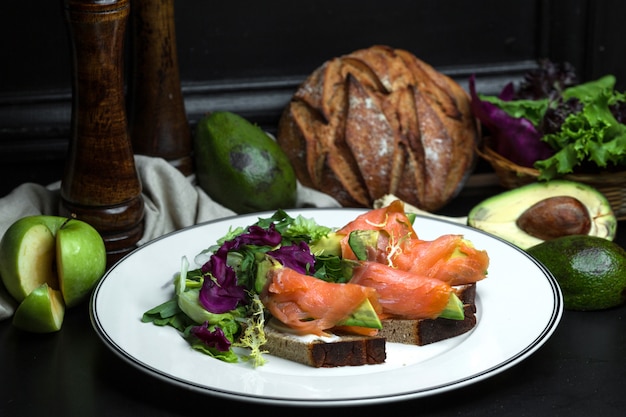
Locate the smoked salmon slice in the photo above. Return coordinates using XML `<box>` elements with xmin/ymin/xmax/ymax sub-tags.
<box><xmin>261</xmin><ymin>266</ymin><xmax>382</xmax><ymax>336</ymax></box>
<box><xmin>338</xmin><ymin>199</ymin><xmax>417</xmax><ymax>261</ymax></box>
<box><xmin>394</xmin><ymin>234</ymin><xmax>490</xmax><ymax>286</ymax></box>
<box><xmin>349</xmin><ymin>261</ymin><xmax>453</xmax><ymax>320</ymax></box>
<box><xmin>337</xmin><ymin>199</ymin><xmax>489</xmax><ymax>286</ymax></box>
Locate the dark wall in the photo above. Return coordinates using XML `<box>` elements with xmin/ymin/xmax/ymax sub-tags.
<box><xmin>2</xmin><ymin>0</ymin><xmax>625</xmax><ymax>197</ymax></box>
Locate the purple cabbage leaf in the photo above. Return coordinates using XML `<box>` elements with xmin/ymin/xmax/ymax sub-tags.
<box><xmin>267</xmin><ymin>240</ymin><xmax>315</xmax><ymax>275</ymax></box>
<box><xmin>469</xmin><ymin>75</ymin><xmax>555</xmax><ymax>167</ymax></box>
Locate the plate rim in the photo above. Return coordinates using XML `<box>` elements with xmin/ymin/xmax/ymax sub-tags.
<box><xmin>90</xmin><ymin>207</ymin><xmax>563</xmax><ymax>407</ymax></box>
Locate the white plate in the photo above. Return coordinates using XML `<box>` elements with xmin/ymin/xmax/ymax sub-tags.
<box><xmin>90</xmin><ymin>208</ymin><xmax>563</xmax><ymax>407</ymax></box>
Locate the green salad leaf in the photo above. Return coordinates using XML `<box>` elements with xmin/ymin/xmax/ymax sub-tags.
<box><xmin>142</xmin><ymin>209</ymin><xmax>347</xmax><ymax>367</ymax></box>
<box><xmin>535</xmin><ymin>75</ymin><xmax>626</xmax><ymax>179</ymax></box>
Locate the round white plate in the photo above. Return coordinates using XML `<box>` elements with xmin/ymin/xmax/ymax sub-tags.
<box><xmin>90</xmin><ymin>208</ymin><xmax>562</xmax><ymax>407</ymax></box>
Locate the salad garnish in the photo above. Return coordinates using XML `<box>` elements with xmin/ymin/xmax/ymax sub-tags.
<box><xmin>142</xmin><ymin>209</ymin><xmax>338</xmax><ymax>367</ymax></box>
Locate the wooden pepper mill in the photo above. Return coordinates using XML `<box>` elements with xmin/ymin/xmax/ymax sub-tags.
<box><xmin>61</xmin><ymin>0</ymin><xmax>145</xmax><ymax>267</ymax></box>
<box><xmin>128</xmin><ymin>0</ymin><xmax>193</xmax><ymax>176</ymax></box>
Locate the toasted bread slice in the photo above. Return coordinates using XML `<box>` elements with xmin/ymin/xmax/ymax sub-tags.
<box><xmin>263</xmin><ymin>322</ymin><xmax>386</xmax><ymax>368</ymax></box>
<box><xmin>378</xmin><ymin>304</ymin><xmax>477</xmax><ymax>346</ymax></box>
<box><xmin>378</xmin><ymin>283</ymin><xmax>478</xmax><ymax>345</ymax></box>
<box><xmin>262</xmin><ymin>284</ymin><xmax>478</xmax><ymax>367</ymax></box>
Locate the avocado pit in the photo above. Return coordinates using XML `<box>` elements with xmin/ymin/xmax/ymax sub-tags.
<box><xmin>516</xmin><ymin>196</ymin><xmax>592</xmax><ymax>240</ymax></box>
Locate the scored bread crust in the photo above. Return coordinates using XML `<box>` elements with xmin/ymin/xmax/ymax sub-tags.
<box><xmin>277</xmin><ymin>45</ymin><xmax>480</xmax><ymax>211</ymax></box>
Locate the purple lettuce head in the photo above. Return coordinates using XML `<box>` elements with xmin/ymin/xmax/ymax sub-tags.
<box><xmin>469</xmin><ymin>75</ymin><xmax>555</xmax><ymax>168</ymax></box>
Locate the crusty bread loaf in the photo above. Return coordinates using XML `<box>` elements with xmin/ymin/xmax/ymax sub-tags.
<box><xmin>276</xmin><ymin>45</ymin><xmax>480</xmax><ymax>211</ymax></box>
<box><xmin>263</xmin><ymin>322</ymin><xmax>386</xmax><ymax>368</ymax></box>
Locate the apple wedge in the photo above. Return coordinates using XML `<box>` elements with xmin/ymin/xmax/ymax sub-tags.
<box><xmin>12</xmin><ymin>283</ymin><xmax>65</xmax><ymax>333</ymax></box>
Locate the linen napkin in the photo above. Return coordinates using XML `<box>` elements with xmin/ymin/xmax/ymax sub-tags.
<box><xmin>0</xmin><ymin>155</ymin><xmax>340</xmax><ymax>320</ymax></box>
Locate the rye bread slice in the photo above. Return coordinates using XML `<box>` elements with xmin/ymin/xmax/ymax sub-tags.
<box><xmin>262</xmin><ymin>283</ymin><xmax>478</xmax><ymax>366</ymax></box>
<box><xmin>378</xmin><ymin>304</ymin><xmax>477</xmax><ymax>346</ymax></box>
<box><xmin>378</xmin><ymin>283</ymin><xmax>478</xmax><ymax>346</ymax></box>
<box><xmin>263</xmin><ymin>324</ymin><xmax>386</xmax><ymax>368</ymax></box>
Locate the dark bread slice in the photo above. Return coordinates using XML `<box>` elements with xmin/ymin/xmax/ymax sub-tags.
<box><xmin>378</xmin><ymin>283</ymin><xmax>478</xmax><ymax>346</ymax></box>
<box><xmin>262</xmin><ymin>284</ymin><xmax>478</xmax><ymax>366</ymax></box>
<box><xmin>453</xmin><ymin>283</ymin><xmax>477</xmax><ymax>305</ymax></box>
<box><xmin>263</xmin><ymin>323</ymin><xmax>386</xmax><ymax>368</ymax></box>
<box><xmin>378</xmin><ymin>305</ymin><xmax>477</xmax><ymax>346</ymax></box>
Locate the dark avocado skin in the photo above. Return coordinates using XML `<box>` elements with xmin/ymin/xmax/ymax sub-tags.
<box><xmin>527</xmin><ymin>235</ymin><xmax>626</xmax><ymax>311</ymax></box>
<box><xmin>194</xmin><ymin>111</ymin><xmax>297</xmax><ymax>214</ymax></box>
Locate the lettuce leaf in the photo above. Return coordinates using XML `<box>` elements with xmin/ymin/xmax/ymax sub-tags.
<box><xmin>535</xmin><ymin>75</ymin><xmax>626</xmax><ymax>179</ymax></box>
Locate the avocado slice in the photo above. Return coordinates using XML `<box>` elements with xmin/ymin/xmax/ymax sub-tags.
<box><xmin>467</xmin><ymin>180</ymin><xmax>617</xmax><ymax>249</ymax></box>
<box><xmin>437</xmin><ymin>292</ymin><xmax>465</xmax><ymax>320</ymax></box>
<box><xmin>308</xmin><ymin>231</ymin><xmax>343</xmax><ymax>257</ymax></box>
<box><xmin>336</xmin><ymin>298</ymin><xmax>383</xmax><ymax>329</ymax></box>
<box><xmin>348</xmin><ymin>230</ymin><xmax>380</xmax><ymax>261</ymax></box>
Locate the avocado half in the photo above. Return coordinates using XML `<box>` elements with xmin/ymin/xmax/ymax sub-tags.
<box><xmin>467</xmin><ymin>180</ymin><xmax>617</xmax><ymax>249</ymax></box>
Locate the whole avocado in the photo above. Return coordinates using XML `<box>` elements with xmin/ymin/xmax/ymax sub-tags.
<box><xmin>527</xmin><ymin>235</ymin><xmax>626</xmax><ymax>311</ymax></box>
<box><xmin>194</xmin><ymin>111</ymin><xmax>297</xmax><ymax>214</ymax></box>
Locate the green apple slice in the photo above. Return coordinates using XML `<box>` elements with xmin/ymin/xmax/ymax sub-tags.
<box><xmin>56</xmin><ymin>219</ymin><xmax>107</xmax><ymax>308</ymax></box>
<box><xmin>0</xmin><ymin>216</ymin><xmax>65</xmax><ymax>302</ymax></box>
<box><xmin>12</xmin><ymin>283</ymin><xmax>65</xmax><ymax>333</ymax></box>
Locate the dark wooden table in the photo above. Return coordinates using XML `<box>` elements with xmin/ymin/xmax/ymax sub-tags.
<box><xmin>1</xmin><ymin>184</ymin><xmax>625</xmax><ymax>417</ymax></box>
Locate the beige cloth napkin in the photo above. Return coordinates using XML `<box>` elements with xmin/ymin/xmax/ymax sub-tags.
<box><xmin>0</xmin><ymin>155</ymin><xmax>340</xmax><ymax>320</ymax></box>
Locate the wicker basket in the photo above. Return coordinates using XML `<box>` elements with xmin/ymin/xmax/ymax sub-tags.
<box><xmin>477</xmin><ymin>139</ymin><xmax>626</xmax><ymax>221</ymax></box>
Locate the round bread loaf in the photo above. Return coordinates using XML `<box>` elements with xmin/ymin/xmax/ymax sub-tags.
<box><xmin>276</xmin><ymin>45</ymin><xmax>480</xmax><ymax>211</ymax></box>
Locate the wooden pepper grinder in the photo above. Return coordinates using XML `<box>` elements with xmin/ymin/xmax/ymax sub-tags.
<box><xmin>128</xmin><ymin>0</ymin><xmax>193</xmax><ymax>176</ymax></box>
<box><xmin>61</xmin><ymin>0</ymin><xmax>145</xmax><ymax>267</ymax></box>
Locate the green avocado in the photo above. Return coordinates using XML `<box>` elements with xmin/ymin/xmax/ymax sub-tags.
<box><xmin>467</xmin><ymin>180</ymin><xmax>617</xmax><ymax>249</ymax></box>
<box><xmin>527</xmin><ymin>235</ymin><xmax>626</xmax><ymax>311</ymax></box>
<box><xmin>348</xmin><ymin>230</ymin><xmax>380</xmax><ymax>261</ymax></box>
<box><xmin>336</xmin><ymin>298</ymin><xmax>382</xmax><ymax>329</ymax></box>
<box><xmin>194</xmin><ymin>111</ymin><xmax>297</xmax><ymax>214</ymax></box>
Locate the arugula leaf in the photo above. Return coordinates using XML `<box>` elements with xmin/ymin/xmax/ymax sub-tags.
<box><xmin>141</xmin><ymin>299</ymin><xmax>195</xmax><ymax>332</ymax></box>
<box><xmin>313</xmin><ymin>254</ymin><xmax>350</xmax><ymax>283</ymax></box>
<box><xmin>254</xmin><ymin>209</ymin><xmax>333</xmax><ymax>243</ymax></box>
